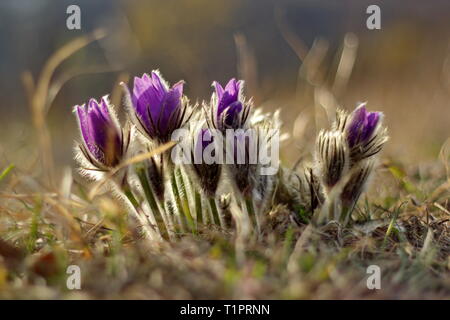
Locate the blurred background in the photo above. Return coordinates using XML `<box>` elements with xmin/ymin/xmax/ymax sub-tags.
<box><xmin>0</xmin><ymin>0</ymin><xmax>449</xmax><ymax>178</ymax></box>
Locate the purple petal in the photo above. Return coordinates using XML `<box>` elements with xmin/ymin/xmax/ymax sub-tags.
<box><xmin>361</xmin><ymin>112</ymin><xmax>380</xmax><ymax>141</ymax></box>
<box><xmin>213</xmin><ymin>81</ymin><xmax>224</xmax><ymax>102</ymax></box>
<box><xmin>224</xmin><ymin>78</ymin><xmax>241</xmax><ymax>97</ymax></box>
<box><xmin>346</xmin><ymin>104</ymin><xmax>382</xmax><ymax>147</ymax></box>
<box><xmin>347</xmin><ymin>105</ymin><xmax>368</xmax><ymax>147</ymax></box>
<box><xmin>129</xmin><ymin>72</ymin><xmax>185</xmax><ymax>140</ymax></box>
<box><xmin>87</xmin><ymin>100</ymin><xmax>111</xmax><ymax>155</ymax></box>
<box><xmin>132</xmin><ymin>74</ymin><xmax>164</xmax><ymax>134</ymax></box>
<box><xmin>151</xmin><ymin>71</ymin><xmax>168</xmax><ymax>96</ymax></box>
<box><xmin>99</xmin><ymin>97</ymin><xmax>112</xmax><ymax>120</ymax></box>
<box><xmin>216</xmin><ymin>78</ymin><xmax>242</xmax><ymax>120</ymax></box>
<box><xmin>222</xmin><ymin>101</ymin><xmax>243</xmax><ymax>127</ymax></box>
<box><xmin>171</xmin><ymin>81</ymin><xmax>184</xmax><ymax>96</ymax></box>
<box><xmin>75</xmin><ymin>98</ymin><xmax>122</xmax><ymax>166</ymax></box>
<box><xmin>158</xmin><ymin>83</ymin><xmax>183</xmax><ymax>134</ymax></box>
<box><xmin>76</xmin><ymin>105</ymin><xmax>90</xmax><ymax>148</ymax></box>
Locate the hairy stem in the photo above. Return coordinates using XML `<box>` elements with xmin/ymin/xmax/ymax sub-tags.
<box><xmin>208</xmin><ymin>197</ymin><xmax>221</xmax><ymax>227</ymax></box>
<box><xmin>195</xmin><ymin>191</ymin><xmax>203</xmax><ymax>231</ymax></box>
<box><xmin>245</xmin><ymin>197</ymin><xmax>260</xmax><ymax>235</ymax></box>
<box><xmin>175</xmin><ymin>167</ymin><xmax>195</xmax><ymax>233</ymax></box>
<box><xmin>169</xmin><ymin>169</ymin><xmax>189</xmax><ymax>233</ymax></box>
<box><xmin>120</xmin><ymin>182</ymin><xmax>160</xmax><ymax>241</ymax></box>
<box><xmin>136</xmin><ymin>166</ymin><xmax>170</xmax><ymax>240</ymax></box>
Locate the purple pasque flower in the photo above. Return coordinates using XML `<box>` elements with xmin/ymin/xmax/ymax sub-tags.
<box><xmin>346</xmin><ymin>103</ymin><xmax>382</xmax><ymax>148</ymax></box>
<box><xmin>75</xmin><ymin>96</ymin><xmax>123</xmax><ymax>168</ymax></box>
<box><xmin>127</xmin><ymin>70</ymin><xmax>187</xmax><ymax>143</ymax></box>
<box><xmin>211</xmin><ymin>78</ymin><xmax>249</xmax><ymax>130</ymax></box>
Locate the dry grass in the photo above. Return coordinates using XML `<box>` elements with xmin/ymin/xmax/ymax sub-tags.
<box><xmin>0</xmin><ymin>149</ymin><xmax>449</xmax><ymax>299</ymax></box>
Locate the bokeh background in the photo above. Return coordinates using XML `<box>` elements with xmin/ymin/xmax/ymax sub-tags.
<box><xmin>1</xmin><ymin>0</ymin><xmax>449</xmax><ymax>177</ymax></box>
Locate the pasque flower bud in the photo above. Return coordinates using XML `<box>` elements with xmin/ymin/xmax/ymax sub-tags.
<box><xmin>74</xmin><ymin>96</ymin><xmax>124</xmax><ymax>169</ymax></box>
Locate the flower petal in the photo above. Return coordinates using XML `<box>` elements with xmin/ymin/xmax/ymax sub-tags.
<box><xmin>361</xmin><ymin>112</ymin><xmax>380</xmax><ymax>141</ymax></box>
<box><xmin>151</xmin><ymin>70</ymin><xmax>168</xmax><ymax>96</ymax></box>
<box><xmin>75</xmin><ymin>98</ymin><xmax>123</xmax><ymax>167</ymax></box>
<box><xmin>224</xmin><ymin>78</ymin><xmax>238</xmax><ymax>97</ymax></box>
<box><xmin>213</xmin><ymin>81</ymin><xmax>224</xmax><ymax>102</ymax></box>
<box><xmin>158</xmin><ymin>84</ymin><xmax>183</xmax><ymax>134</ymax></box>
<box><xmin>76</xmin><ymin>105</ymin><xmax>90</xmax><ymax>147</ymax></box>
<box><xmin>347</xmin><ymin>105</ymin><xmax>368</xmax><ymax>147</ymax></box>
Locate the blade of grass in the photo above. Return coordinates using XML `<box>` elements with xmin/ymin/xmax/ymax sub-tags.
<box><xmin>383</xmin><ymin>201</ymin><xmax>408</xmax><ymax>248</ymax></box>
<box><xmin>0</xmin><ymin>164</ymin><xmax>14</xmax><ymax>182</ymax></box>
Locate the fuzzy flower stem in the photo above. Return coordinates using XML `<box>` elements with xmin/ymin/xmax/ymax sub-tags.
<box><xmin>169</xmin><ymin>169</ymin><xmax>190</xmax><ymax>233</ymax></box>
<box><xmin>136</xmin><ymin>167</ymin><xmax>170</xmax><ymax>240</ymax></box>
<box><xmin>117</xmin><ymin>183</ymin><xmax>161</xmax><ymax>241</ymax></box>
<box><xmin>157</xmin><ymin>199</ymin><xmax>175</xmax><ymax>241</ymax></box>
<box><xmin>175</xmin><ymin>167</ymin><xmax>195</xmax><ymax>232</ymax></box>
<box><xmin>234</xmin><ymin>193</ymin><xmax>251</xmax><ymax>238</ymax></box>
<box><xmin>208</xmin><ymin>197</ymin><xmax>221</xmax><ymax>227</ymax></box>
<box><xmin>245</xmin><ymin>197</ymin><xmax>261</xmax><ymax>235</ymax></box>
<box><xmin>194</xmin><ymin>190</ymin><xmax>203</xmax><ymax>230</ymax></box>
<box><xmin>124</xmin><ymin>184</ymin><xmax>158</xmax><ymax>233</ymax></box>
<box><xmin>123</xmin><ymin>187</ymin><xmax>139</xmax><ymax>208</ymax></box>
<box><xmin>164</xmin><ymin>199</ymin><xmax>181</xmax><ymax>236</ymax></box>
<box><xmin>216</xmin><ymin>197</ymin><xmax>225</xmax><ymax>228</ymax></box>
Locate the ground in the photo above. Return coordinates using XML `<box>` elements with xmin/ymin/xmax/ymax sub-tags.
<box><xmin>0</xmin><ymin>157</ymin><xmax>449</xmax><ymax>299</ymax></box>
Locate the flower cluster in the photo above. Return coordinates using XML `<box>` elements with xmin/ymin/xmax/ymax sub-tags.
<box><xmin>313</xmin><ymin>103</ymin><xmax>388</xmax><ymax>225</ymax></box>
<box><xmin>73</xmin><ymin>69</ymin><xmax>388</xmax><ymax>243</ymax></box>
<box><xmin>74</xmin><ymin>71</ymin><xmax>279</xmax><ymax>241</ymax></box>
